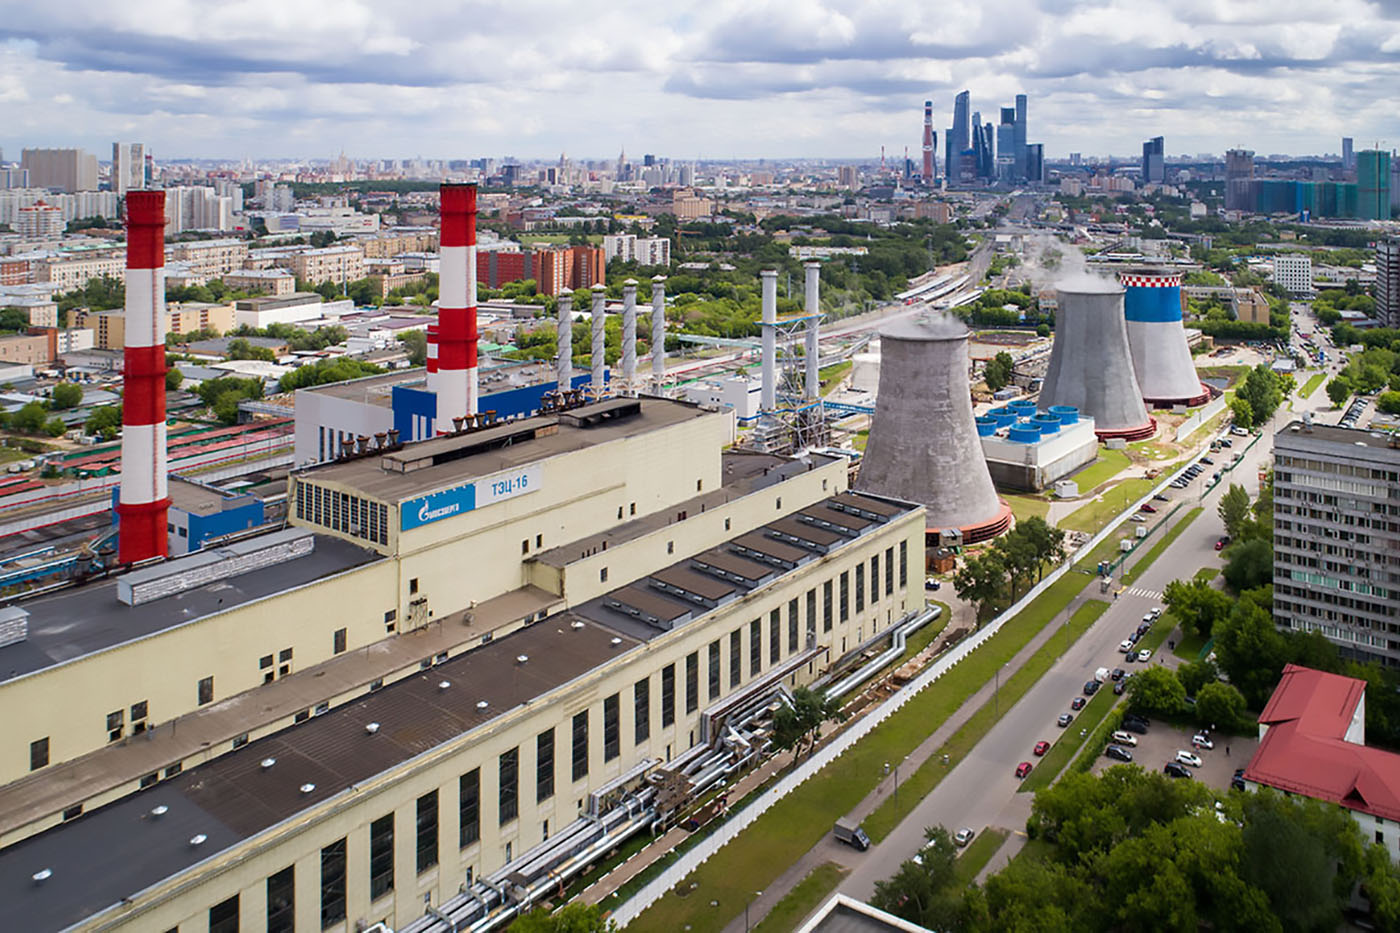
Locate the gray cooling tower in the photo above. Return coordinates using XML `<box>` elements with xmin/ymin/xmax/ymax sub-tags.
<box><xmin>856</xmin><ymin>313</ymin><xmax>1009</xmax><ymax>541</ymax></box>
<box><xmin>1040</xmin><ymin>280</ymin><xmax>1155</xmax><ymax>441</ymax></box>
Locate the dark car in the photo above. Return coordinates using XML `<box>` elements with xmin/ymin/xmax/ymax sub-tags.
<box><xmin>1137</xmin><ymin>622</ymin><xmax>1151</xmax><ymax>635</ymax></box>
<box><xmin>1113</xmin><ymin>680</ymin><xmax>1126</xmax><ymax>696</ymax></box>
<box><xmin>1071</xmin><ymin>696</ymin><xmax>1086</xmax><ymax>710</ymax></box>
<box><xmin>1083</xmin><ymin>680</ymin><xmax>1100</xmax><ymax>696</ymax></box>
<box><xmin>1105</xmin><ymin>745</ymin><xmax>1133</xmax><ymax>762</ymax></box>
<box><xmin>1231</xmin><ymin>776</ymin><xmax>1247</xmax><ymax>792</ymax></box>
<box><xmin>1201</xmin><ymin>457</ymin><xmax>1215</xmax><ymax>465</ymax></box>
<box><xmin>1153</xmin><ymin>493</ymin><xmax>1169</xmax><ymax>501</ymax></box>
<box><xmin>1111</xmin><ymin>668</ymin><xmax>1125</xmax><ymax>681</ymax></box>
<box><xmin>1164</xmin><ymin>761</ymin><xmax>1193</xmax><ymax>779</ymax></box>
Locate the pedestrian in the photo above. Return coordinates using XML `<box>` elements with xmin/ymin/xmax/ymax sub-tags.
<box><xmin>1226</xmin><ymin>745</ymin><xmax>1230</xmax><ymax>756</ymax></box>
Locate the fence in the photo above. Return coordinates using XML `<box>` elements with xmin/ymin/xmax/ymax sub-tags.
<box><xmin>1174</xmin><ymin>396</ymin><xmax>1227</xmax><ymax>442</ymax></box>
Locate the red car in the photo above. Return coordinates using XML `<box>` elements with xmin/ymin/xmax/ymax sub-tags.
<box><xmin>1140</xmin><ymin>504</ymin><xmax>1157</xmax><ymax>513</ymax></box>
<box><xmin>1033</xmin><ymin>741</ymin><xmax>1050</xmax><ymax>756</ymax></box>
<box><xmin>1215</xmin><ymin>536</ymin><xmax>1230</xmax><ymax>551</ymax></box>
<box><xmin>1015</xmin><ymin>761</ymin><xmax>1033</xmax><ymax>778</ymax></box>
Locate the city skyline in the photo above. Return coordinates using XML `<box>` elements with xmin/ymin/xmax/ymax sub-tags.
<box><xmin>1</xmin><ymin>0</ymin><xmax>1398</xmax><ymax>161</ymax></box>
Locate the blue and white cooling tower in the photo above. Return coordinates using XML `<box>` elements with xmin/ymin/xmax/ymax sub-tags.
<box><xmin>1118</xmin><ymin>269</ymin><xmax>1211</xmax><ymax>407</ymax></box>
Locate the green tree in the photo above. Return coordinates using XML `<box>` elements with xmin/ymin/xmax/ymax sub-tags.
<box><xmin>399</xmin><ymin>329</ymin><xmax>427</xmax><ymax>365</ymax></box>
<box><xmin>1175</xmin><ymin>658</ymin><xmax>1219</xmax><ymax>698</ymax></box>
<box><xmin>1363</xmin><ymin>843</ymin><xmax>1400</xmax><ymax>931</ymax></box>
<box><xmin>1229</xmin><ymin>395</ymin><xmax>1255</xmax><ymax>429</ymax></box>
<box><xmin>43</xmin><ymin>417</ymin><xmax>67</xmax><ymax>437</ymax></box>
<box><xmin>84</xmin><ymin>404</ymin><xmax>122</xmax><ymax>439</ymax></box>
<box><xmin>227</xmin><ymin>338</ymin><xmax>277</xmax><ymax>362</ymax></box>
<box><xmin>1035</xmin><ymin>323</ymin><xmax>1051</xmax><ymax>338</ymax></box>
<box><xmin>49</xmin><ymin>382</ymin><xmax>83</xmax><ymax>409</ymax></box>
<box><xmin>1376</xmin><ymin>390</ymin><xmax>1400</xmax><ymax>415</ymax></box>
<box><xmin>992</xmin><ymin>531</ymin><xmax>1039</xmax><ymax>600</ymax></box>
<box><xmin>983</xmin><ymin>351</ymin><xmax>1015</xmax><ymax>392</ymax></box>
<box><xmin>510</xmin><ymin>902</ymin><xmax>615</xmax><ymax>932</ymax></box>
<box><xmin>1239</xmin><ymin>790</ymin><xmax>1359</xmax><ymax>932</ymax></box>
<box><xmin>1326</xmin><ymin>376</ymin><xmax>1352</xmax><ymax>407</ymax></box>
<box><xmin>1217</xmin><ymin>483</ymin><xmax>1250</xmax><ymax>539</ymax></box>
<box><xmin>166</xmin><ymin>368</ymin><xmax>185</xmax><ymax>391</ymax></box>
<box><xmin>953</xmin><ymin>551</ymin><xmax>1007</xmax><ymax>619</ymax></box>
<box><xmin>1213</xmin><ymin>594</ymin><xmax>1290</xmax><ymax>709</ymax></box>
<box><xmin>870</xmin><ymin>827</ymin><xmax>968</xmax><ymax>930</ymax></box>
<box><xmin>278</xmin><ymin>358</ymin><xmax>383</xmax><ymax>393</ymax></box>
<box><xmin>1236</xmin><ymin>364</ymin><xmax>1283</xmax><ymax>426</ymax></box>
<box><xmin>212</xmin><ymin>389</ymin><xmax>247</xmax><ymax>425</ymax></box>
<box><xmin>1126</xmin><ymin>664</ymin><xmax>1187</xmax><ymax>716</ymax></box>
<box><xmin>11</xmin><ymin>401</ymin><xmax>49</xmax><ymax>434</ymax></box>
<box><xmin>1194</xmin><ymin>681</ymin><xmax>1247</xmax><ymax>731</ymax></box>
<box><xmin>770</xmin><ymin>686</ymin><xmax>846</xmax><ymax>760</ymax></box>
<box><xmin>1162</xmin><ymin>578</ymin><xmax>1234</xmax><ymax>640</ymax></box>
<box><xmin>1222</xmin><ymin>537</ymin><xmax>1272</xmax><ymax>592</ymax></box>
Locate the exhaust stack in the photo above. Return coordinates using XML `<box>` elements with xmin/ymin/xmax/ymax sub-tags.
<box><xmin>650</xmin><ymin>275</ymin><xmax>667</xmax><ymax>394</ymax></box>
<box><xmin>118</xmin><ymin>190</ymin><xmax>170</xmax><ymax>564</ymax></box>
<box><xmin>621</xmin><ymin>279</ymin><xmax>637</xmax><ymax>396</ymax></box>
<box><xmin>760</xmin><ymin>269</ymin><xmax>778</xmax><ymax>411</ymax></box>
<box><xmin>436</xmin><ymin>183</ymin><xmax>478</xmax><ymax>433</ymax></box>
<box><xmin>556</xmin><ymin>293</ymin><xmax>573</xmax><ymax>394</ymax></box>
<box><xmin>590</xmin><ymin>284</ymin><xmax>606</xmax><ymax>399</ymax></box>
<box><xmin>804</xmin><ymin>261</ymin><xmax>821</xmax><ymax>400</ymax></box>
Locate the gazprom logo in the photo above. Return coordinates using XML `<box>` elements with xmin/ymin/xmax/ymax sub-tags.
<box><xmin>419</xmin><ymin>500</ymin><xmax>460</xmax><ymax>523</ymax></box>
<box><xmin>401</xmin><ymin>483</ymin><xmax>476</xmax><ymax>530</ymax></box>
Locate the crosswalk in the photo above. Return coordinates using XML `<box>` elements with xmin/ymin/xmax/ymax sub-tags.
<box><xmin>1121</xmin><ymin>586</ymin><xmax>1163</xmax><ymax>600</ymax></box>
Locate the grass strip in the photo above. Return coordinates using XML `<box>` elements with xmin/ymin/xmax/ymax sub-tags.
<box><xmin>1066</xmin><ymin>448</ymin><xmax>1131</xmax><ymax>492</ymax></box>
<box><xmin>1173</xmin><ymin>631</ymin><xmax>1207</xmax><ymax>660</ymax></box>
<box><xmin>1195</xmin><ymin>567</ymin><xmax>1219</xmax><ymax>582</ymax></box>
<box><xmin>1059</xmin><ymin>478</ymin><xmax>1159</xmax><ymax>535</ymax></box>
<box><xmin>1300</xmin><ymin>372</ymin><xmax>1326</xmax><ymax>399</ymax></box>
<box><xmin>1005</xmin><ymin>494</ymin><xmax>1050</xmax><ymax>523</ymax></box>
<box><xmin>750</xmin><ymin>862</ymin><xmax>848</xmax><ymax>933</ymax></box>
<box><xmin>955</xmin><ymin>828</ymin><xmax>1010</xmax><ymax>885</ymax></box>
<box><xmin>627</xmin><ymin>573</ymin><xmax>1095</xmax><ymax>933</ymax></box>
<box><xmin>863</xmin><ymin>599</ymin><xmax>1110</xmax><ymax>841</ymax></box>
<box><xmin>1121</xmin><ymin>508</ymin><xmax>1204</xmax><ymax>585</ymax></box>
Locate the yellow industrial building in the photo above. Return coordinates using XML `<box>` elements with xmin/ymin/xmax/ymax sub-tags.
<box><xmin>0</xmin><ymin>397</ymin><xmax>925</xmax><ymax>932</ymax></box>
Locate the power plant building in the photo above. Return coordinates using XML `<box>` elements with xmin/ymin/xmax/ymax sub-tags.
<box><xmin>856</xmin><ymin>313</ymin><xmax>1010</xmax><ymax>543</ymax></box>
<box><xmin>1118</xmin><ymin>270</ymin><xmax>1211</xmax><ymax>408</ymax></box>
<box><xmin>0</xmin><ymin>396</ymin><xmax>926</xmax><ymax>932</ymax></box>
<box><xmin>976</xmin><ymin>402</ymin><xmax>1099</xmax><ymax>492</ymax></box>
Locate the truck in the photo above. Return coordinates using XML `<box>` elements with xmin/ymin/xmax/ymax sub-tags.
<box><xmin>833</xmin><ymin>817</ymin><xmax>871</xmax><ymax>851</ymax></box>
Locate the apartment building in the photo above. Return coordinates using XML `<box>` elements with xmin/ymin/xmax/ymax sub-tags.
<box><xmin>168</xmin><ymin>239</ymin><xmax>250</xmax><ymax>278</ymax></box>
<box><xmin>287</xmin><ymin>245</ymin><xmax>367</xmax><ymax>286</ymax></box>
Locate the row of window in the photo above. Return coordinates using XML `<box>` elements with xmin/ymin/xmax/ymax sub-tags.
<box><xmin>199</xmin><ymin>829</ymin><xmax>350</xmax><ymax>933</ymax></box>
<box><xmin>295</xmin><ymin>480</ymin><xmax>389</xmax><ymax>546</ymax></box>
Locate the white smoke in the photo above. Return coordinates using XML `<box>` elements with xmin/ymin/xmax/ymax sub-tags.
<box><xmin>1016</xmin><ymin>234</ymin><xmax>1115</xmax><ymax>293</ymax></box>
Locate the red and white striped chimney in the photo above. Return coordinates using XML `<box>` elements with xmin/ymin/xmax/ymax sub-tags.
<box><xmin>436</xmin><ymin>183</ymin><xmax>478</xmax><ymax>432</ymax></box>
<box><xmin>425</xmin><ymin>322</ymin><xmax>439</xmax><ymax>392</ymax></box>
<box><xmin>118</xmin><ymin>190</ymin><xmax>169</xmax><ymax>563</ymax></box>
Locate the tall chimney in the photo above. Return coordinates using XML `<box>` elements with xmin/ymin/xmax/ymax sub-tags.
<box><xmin>556</xmin><ymin>293</ymin><xmax>573</xmax><ymax>394</ymax></box>
<box><xmin>118</xmin><ymin>190</ymin><xmax>169</xmax><ymax>564</ymax></box>
<box><xmin>760</xmin><ymin>269</ymin><xmax>778</xmax><ymax>411</ymax></box>
<box><xmin>650</xmin><ymin>275</ymin><xmax>666</xmax><ymax>394</ymax></box>
<box><xmin>621</xmin><ymin>279</ymin><xmax>638</xmax><ymax>397</ymax></box>
<box><xmin>425</xmin><ymin>322</ymin><xmax>439</xmax><ymax>400</ymax></box>
<box><xmin>804</xmin><ymin>261</ymin><xmax>821</xmax><ymax>400</ymax></box>
<box><xmin>436</xmin><ymin>183</ymin><xmax>478</xmax><ymax>433</ymax></box>
<box><xmin>590</xmin><ymin>283</ymin><xmax>607</xmax><ymax>400</ymax></box>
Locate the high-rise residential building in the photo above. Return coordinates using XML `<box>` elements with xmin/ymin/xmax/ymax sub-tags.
<box><xmin>1357</xmin><ymin>149</ymin><xmax>1391</xmax><ymax>221</ymax></box>
<box><xmin>15</xmin><ymin>200</ymin><xmax>64</xmax><ymax>237</ymax></box>
<box><xmin>947</xmin><ymin>90</ymin><xmax>970</xmax><ymax>179</ymax></box>
<box><xmin>1025</xmin><ymin>144</ymin><xmax>1044</xmax><ymax>184</ymax></box>
<box><xmin>20</xmin><ymin>148</ymin><xmax>98</xmax><ymax>192</ymax></box>
<box><xmin>1141</xmin><ymin>136</ymin><xmax>1165</xmax><ymax>183</ymax></box>
<box><xmin>1013</xmin><ymin>94</ymin><xmax>1028</xmax><ymax>180</ymax></box>
<box><xmin>1376</xmin><ymin>237</ymin><xmax>1400</xmax><ymax>329</ymax></box>
<box><xmin>1225</xmin><ymin>148</ymin><xmax>1255</xmax><ymax>211</ymax></box>
<box><xmin>1273</xmin><ymin>421</ymin><xmax>1400</xmax><ymax>668</ymax></box>
<box><xmin>1342</xmin><ymin>137</ymin><xmax>1355</xmax><ymax>172</ymax></box>
<box><xmin>111</xmin><ymin>142</ymin><xmax>146</xmax><ymax>195</ymax></box>
<box><xmin>1272</xmin><ymin>254</ymin><xmax>1313</xmax><ymax>295</ymax></box>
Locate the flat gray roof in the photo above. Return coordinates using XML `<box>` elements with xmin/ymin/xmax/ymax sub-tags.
<box><xmin>0</xmin><ymin>535</ymin><xmax>382</xmax><ymax>684</ymax></box>
<box><xmin>1276</xmin><ymin>421</ymin><xmax>1400</xmax><ymax>455</ymax></box>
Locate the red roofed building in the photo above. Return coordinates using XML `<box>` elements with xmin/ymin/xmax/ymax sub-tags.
<box><xmin>1244</xmin><ymin>664</ymin><xmax>1400</xmax><ymax>858</ymax></box>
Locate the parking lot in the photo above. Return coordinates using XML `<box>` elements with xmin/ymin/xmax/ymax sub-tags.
<box><xmin>1092</xmin><ymin>718</ymin><xmax>1258</xmax><ymax>790</ymax></box>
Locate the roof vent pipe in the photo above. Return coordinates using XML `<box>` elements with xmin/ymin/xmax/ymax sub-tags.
<box><xmin>621</xmin><ymin>279</ymin><xmax>638</xmax><ymax>397</ymax></box>
<box><xmin>651</xmin><ymin>275</ymin><xmax>667</xmax><ymax>394</ymax></box>
<box><xmin>590</xmin><ymin>284</ymin><xmax>607</xmax><ymax>401</ymax></box>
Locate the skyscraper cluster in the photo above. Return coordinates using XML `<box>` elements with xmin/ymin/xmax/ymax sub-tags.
<box><xmin>939</xmin><ymin>91</ymin><xmax>1040</xmax><ymax>185</ymax></box>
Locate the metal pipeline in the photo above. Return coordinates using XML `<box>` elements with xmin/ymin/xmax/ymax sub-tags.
<box><xmin>824</xmin><ymin>606</ymin><xmax>941</xmax><ymax>699</ymax></box>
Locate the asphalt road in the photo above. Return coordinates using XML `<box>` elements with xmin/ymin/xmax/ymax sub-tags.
<box><xmin>833</xmin><ymin>381</ymin><xmax>1325</xmax><ymax>902</ymax></box>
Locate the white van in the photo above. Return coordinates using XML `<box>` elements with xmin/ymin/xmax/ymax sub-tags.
<box><xmin>1095</xmin><ymin>667</ymin><xmax>1110</xmax><ymax>683</ymax></box>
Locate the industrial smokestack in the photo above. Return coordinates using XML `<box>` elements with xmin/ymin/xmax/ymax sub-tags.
<box><xmin>650</xmin><ymin>275</ymin><xmax>666</xmax><ymax>394</ymax></box>
<box><xmin>804</xmin><ymin>261</ymin><xmax>821</xmax><ymax>400</ymax></box>
<box><xmin>1118</xmin><ymin>269</ymin><xmax>1210</xmax><ymax>407</ymax></box>
<box><xmin>857</xmin><ymin>313</ymin><xmax>1010</xmax><ymax>543</ymax></box>
<box><xmin>760</xmin><ymin>269</ymin><xmax>778</xmax><ymax>412</ymax></box>
<box><xmin>922</xmin><ymin>100</ymin><xmax>935</xmax><ymax>182</ymax></box>
<box><xmin>1039</xmin><ymin>278</ymin><xmax>1156</xmax><ymax>441</ymax></box>
<box><xmin>436</xmin><ymin>183</ymin><xmax>479</xmax><ymax>433</ymax></box>
<box><xmin>556</xmin><ymin>293</ymin><xmax>573</xmax><ymax>395</ymax></box>
<box><xmin>118</xmin><ymin>190</ymin><xmax>170</xmax><ymax>564</ymax></box>
<box><xmin>425</xmin><ymin>322</ymin><xmax>439</xmax><ymax>398</ymax></box>
<box><xmin>590</xmin><ymin>284</ymin><xmax>606</xmax><ymax>400</ymax></box>
<box><xmin>621</xmin><ymin>279</ymin><xmax>637</xmax><ymax>397</ymax></box>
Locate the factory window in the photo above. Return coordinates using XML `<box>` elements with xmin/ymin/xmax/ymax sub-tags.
<box><xmin>62</xmin><ymin>804</ymin><xmax>82</xmax><ymax>821</ymax></box>
<box><xmin>571</xmin><ymin>711</ymin><xmax>589</xmax><ymax>782</ymax></box>
<box><xmin>870</xmin><ymin>556</ymin><xmax>879</xmax><ymax>602</ymax></box>
<box><xmin>409</xmin><ymin>578</ymin><xmax>419</xmax><ymax>595</ymax></box>
<box><xmin>537</xmin><ymin>728</ymin><xmax>555</xmax><ymax>802</ymax></box>
<box><xmin>661</xmin><ymin>664</ymin><xmax>675</xmax><ymax>727</ymax></box>
<box><xmin>856</xmin><ymin>564</ymin><xmax>865</xmax><ymax>612</ymax></box>
<box><xmin>29</xmin><ymin>737</ymin><xmax>48</xmax><ymax>771</ymax></box>
<box><xmin>708</xmin><ymin>640</ymin><xmax>721</xmax><ymax>701</ymax></box>
<box><xmin>106</xmin><ymin>709</ymin><xmax>123</xmax><ymax>733</ymax></box>
<box><xmin>840</xmin><ymin>572</ymin><xmax>850</xmax><ymax>622</ymax></box>
<box><xmin>789</xmin><ymin>599</ymin><xmax>800</xmax><ymax>655</ymax></box>
<box><xmin>685</xmin><ymin>653</ymin><xmax>699</xmax><ymax>715</ymax></box>
<box><xmin>333</xmin><ymin>628</ymin><xmax>346</xmax><ymax>654</ymax></box>
<box><xmin>823</xmin><ymin>581</ymin><xmax>833</xmax><ymax>632</ymax></box>
<box><xmin>604</xmin><ymin>693</ymin><xmax>621</xmax><ymax>761</ymax></box>
<box><xmin>770</xmin><ymin>610</ymin><xmax>781</xmax><ymax>665</ymax></box>
<box><xmin>697</xmin><ymin>478</ymin><xmax>704</xmax><ymax>492</ymax></box>
<box><xmin>776</xmin><ymin>496</ymin><xmax>782</xmax><ymax>510</ymax></box>
<box><xmin>260</xmin><ymin>654</ymin><xmax>273</xmax><ymax>670</ymax></box>
<box><xmin>165</xmin><ymin>763</ymin><xmax>182</xmax><ymax>778</ymax></box>
<box><xmin>805</xmin><ymin>589</ymin><xmax>816</xmax><ymax>643</ymax></box>
<box><xmin>667</xmin><ymin>540</ymin><xmax>674</xmax><ymax>554</ymax></box>
<box><xmin>130</xmin><ymin>701</ymin><xmax>147</xmax><ymax>724</ymax></box>
<box><xmin>416</xmin><ymin>790</ymin><xmax>439</xmax><ymax>873</ymax></box>
<box><xmin>266</xmin><ymin>865</ymin><xmax>295</xmax><ymax>933</ymax></box>
<box><xmin>320</xmin><ymin>838</ymin><xmax>347</xmax><ymax>929</ymax></box>
<box><xmin>139</xmin><ymin>772</ymin><xmax>158</xmax><ymax>788</ymax></box>
<box><xmin>600</xmin><ymin>567</ymin><xmax>609</xmax><ymax>583</ymax></box>
<box><xmin>749</xmin><ymin>617</ymin><xmax>762</xmax><ymax>677</ymax></box>
<box><xmin>885</xmin><ymin>547</ymin><xmax>894</xmax><ymax>596</ymax></box>
<box><xmin>232</xmin><ymin>733</ymin><xmax>249</xmax><ymax>749</ymax></box>
<box><xmin>730</xmin><ymin>630</ymin><xmax>742</xmax><ymax>687</ymax></box>
<box><xmin>522</xmin><ymin>539</ymin><xmax>529</xmax><ymax>555</ymax></box>
<box><xmin>500</xmin><ymin>747</ymin><xmax>520</xmax><ymax>824</ymax></box>
<box><xmin>279</xmin><ymin>647</ymin><xmax>293</xmax><ymax>663</ymax></box>
<box><xmin>634</xmin><ymin>677</ymin><xmax>650</xmax><ymax>744</ymax></box>
<box><xmin>209</xmin><ymin>894</ymin><xmax>240</xmax><ymax>933</ymax></box>
<box><xmin>459</xmin><ymin>769</ymin><xmax>480</xmax><ymax>847</ymax></box>
<box><xmin>369</xmin><ymin>814</ymin><xmax>394</xmax><ymax>899</ymax></box>
<box><xmin>725</xmin><ymin>518</ymin><xmax>731</xmax><ymax>531</ymax></box>
<box><xmin>899</xmin><ymin>541</ymin><xmax>907</xmax><ymax>587</ymax></box>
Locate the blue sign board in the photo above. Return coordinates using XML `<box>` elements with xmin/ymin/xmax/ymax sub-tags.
<box><xmin>401</xmin><ymin>483</ymin><xmax>477</xmax><ymax>530</ymax></box>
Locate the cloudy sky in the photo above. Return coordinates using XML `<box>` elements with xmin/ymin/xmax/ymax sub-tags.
<box><xmin>3</xmin><ymin>0</ymin><xmax>1398</xmax><ymax>163</ymax></box>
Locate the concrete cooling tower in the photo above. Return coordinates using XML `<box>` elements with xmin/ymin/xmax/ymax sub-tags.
<box><xmin>1039</xmin><ymin>279</ymin><xmax>1156</xmax><ymax>442</ymax></box>
<box><xmin>1119</xmin><ymin>269</ymin><xmax>1211</xmax><ymax>407</ymax></box>
<box><xmin>856</xmin><ymin>313</ymin><xmax>1011</xmax><ymax>544</ymax></box>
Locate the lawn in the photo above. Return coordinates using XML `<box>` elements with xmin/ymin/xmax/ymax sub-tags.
<box><xmin>1194</xmin><ymin>567</ymin><xmax>1220</xmax><ymax>582</ymax></box>
<box><xmin>629</xmin><ymin>574</ymin><xmax>1095</xmax><ymax>933</ymax></box>
<box><xmin>1066</xmin><ymin>448</ymin><xmax>1131</xmax><ymax>492</ymax></box>
<box><xmin>1120</xmin><ymin>508</ymin><xmax>1204</xmax><ymax>585</ymax></box>
<box><xmin>819</xmin><ymin>361</ymin><xmax>853</xmax><ymax>396</ymax></box>
<box><xmin>1005</xmin><ymin>494</ymin><xmax>1050</xmax><ymax>523</ymax></box>
<box><xmin>955</xmin><ymin>828</ymin><xmax>1010</xmax><ymax>885</ymax></box>
<box><xmin>1173</xmin><ymin>630</ymin><xmax>1208</xmax><ymax>660</ymax></box>
<box><xmin>1058</xmin><ymin>478</ymin><xmax>1158</xmax><ymax>535</ymax></box>
<box><xmin>750</xmin><ymin>862</ymin><xmax>848</xmax><ymax>933</ymax></box>
<box><xmin>862</xmin><ymin>598</ymin><xmax>1109</xmax><ymax>841</ymax></box>
<box><xmin>1300</xmin><ymin>372</ymin><xmax>1326</xmax><ymax>399</ymax></box>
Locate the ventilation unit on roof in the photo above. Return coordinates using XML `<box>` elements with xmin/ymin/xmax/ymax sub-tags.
<box><xmin>516</xmin><ymin>654</ymin><xmax>529</xmax><ymax>664</ymax></box>
<box><xmin>32</xmin><ymin>868</ymin><xmax>52</xmax><ymax>884</ymax></box>
<box><xmin>300</xmin><ymin>783</ymin><xmax>315</xmax><ymax>794</ymax></box>
<box><xmin>438</xmin><ymin>680</ymin><xmax>451</xmax><ymax>690</ymax></box>
<box><xmin>365</xmin><ymin>722</ymin><xmax>380</xmax><ymax>734</ymax></box>
<box><xmin>476</xmin><ymin>700</ymin><xmax>489</xmax><ymax>710</ymax></box>
<box><xmin>260</xmin><ymin>757</ymin><xmax>276</xmax><ymax>769</ymax></box>
<box><xmin>570</xmin><ymin>620</ymin><xmax>585</xmax><ymax>630</ymax></box>
<box><xmin>611</xmin><ymin>637</ymin><xmax>623</xmax><ymax>646</ymax></box>
<box><xmin>150</xmin><ymin>805</ymin><xmax>168</xmax><ymax>818</ymax></box>
<box><xmin>189</xmin><ymin>834</ymin><xmax>207</xmax><ymax>846</ymax></box>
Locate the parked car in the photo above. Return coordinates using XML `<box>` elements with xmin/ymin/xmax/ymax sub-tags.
<box><xmin>1121</xmin><ymin>719</ymin><xmax>1148</xmax><ymax>734</ymax></box>
<box><xmin>1140</xmin><ymin>503</ymin><xmax>1157</xmax><ymax>513</ymax></box>
<box><xmin>1164</xmin><ymin>761</ymin><xmax>1193</xmax><ymax>778</ymax></box>
<box><xmin>1130</xmin><ymin>514</ymin><xmax>1148</xmax><ymax>523</ymax></box>
<box><xmin>954</xmin><ymin>827</ymin><xmax>975</xmax><ymax>847</ymax></box>
<box><xmin>1123</xmin><ymin>713</ymin><xmax>1150</xmax><ymax>728</ymax></box>
<box><xmin>1058</xmin><ymin>712</ymin><xmax>1074</xmax><ymax>727</ymax></box>
<box><xmin>1120</xmin><ymin>638</ymin><xmax>1135</xmax><ymax>653</ymax></box>
<box><xmin>1113</xmin><ymin>680</ymin><xmax>1126</xmax><ymax>696</ymax></box>
<box><xmin>1105</xmin><ymin>744</ymin><xmax>1133</xmax><ymax>762</ymax></box>
<box><xmin>1192</xmin><ymin>733</ymin><xmax>1215</xmax><ymax>750</ymax></box>
<box><xmin>1084</xmin><ymin>680</ymin><xmax>1100</xmax><ymax>696</ymax></box>
<box><xmin>1219</xmin><ymin>438</ymin><xmax>1233</xmax><ymax>447</ymax></box>
<box><xmin>1215</xmin><ymin>537</ymin><xmax>1229</xmax><ymax>551</ymax></box>
<box><xmin>1071</xmin><ymin>697</ymin><xmax>1086</xmax><ymax>710</ymax></box>
<box><xmin>1232</xmin><ymin>426</ymin><xmax>1248</xmax><ymax>436</ymax></box>
<box><xmin>925</xmin><ymin>577</ymin><xmax>942</xmax><ymax>591</ymax></box>
<box><xmin>1153</xmin><ymin>493</ymin><xmax>1169</xmax><ymax>501</ymax></box>
<box><xmin>1231</xmin><ymin>776</ymin><xmax>1247</xmax><ymax>791</ymax></box>
<box><xmin>1175</xmin><ymin>750</ymin><xmax>1204</xmax><ymax>768</ymax></box>
<box><xmin>1034</xmin><ymin>740</ymin><xmax>1050</xmax><ymax>756</ymax></box>
<box><xmin>1137</xmin><ymin>649</ymin><xmax>1152</xmax><ymax>662</ymax></box>
<box><xmin>1150</xmin><ymin>607</ymin><xmax>1162</xmax><ymax>620</ymax></box>
<box><xmin>1111</xmin><ymin>668</ymin><xmax>1125</xmax><ymax>681</ymax></box>
<box><xmin>1137</xmin><ymin>621</ymin><xmax>1152</xmax><ymax>636</ymax></box>
<box><xmin>1201</xmin><ymin>457</ymin><xmax>1215</xmax><ymax>465</ymax></box>
<box><xmin>1110</xmin><ymin>731</ymin><xmax>1138</xmax><ymax>747</ymax></box>
<box><xmin>1015</xmin><ymin>761</ymin><xmax>1033</xmax><ymax>778</ymax></box>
